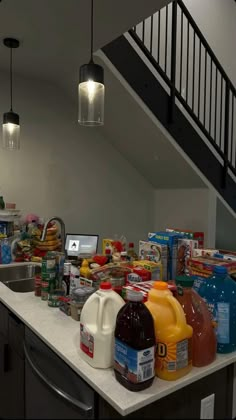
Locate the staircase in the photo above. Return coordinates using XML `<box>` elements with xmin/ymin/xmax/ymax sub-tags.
<box><xmin>101</xmin><ymin>0</ymin><xmax>236</xmax><ymax>213</ymax></box>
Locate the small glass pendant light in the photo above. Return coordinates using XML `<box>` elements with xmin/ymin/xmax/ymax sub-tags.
<box><xmin>2</xmin><ymin>38</ymin><xmax>20</xmax><ymax>150</ymax></box>
<box><xmin>78</xmin><ymin>0</ymin><xmax>105</xmax><ymax>126</ymax></box>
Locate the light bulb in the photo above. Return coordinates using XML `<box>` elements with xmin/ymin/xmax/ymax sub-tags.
<box><xmin>2</xmin><ymin>122</ymin><xmax>20</xmax><ymax>150</ymax></box>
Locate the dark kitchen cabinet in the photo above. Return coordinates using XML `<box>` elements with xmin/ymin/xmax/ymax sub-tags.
<box><xmin>0</xmin><ymin>303</ymin><xmax>25</xmax><ymax>419</ymax></box>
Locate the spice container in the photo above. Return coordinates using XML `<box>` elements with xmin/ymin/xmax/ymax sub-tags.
<box><xmin>70</xmin><ymin>301</ymin><xmax>84</xmax><ymax>321</ymax></box>
<box><xmin>59</xmin><ymin>297</ymin><xmax>71</xmax><ymax>316</ymax></box>
<box><xmin>72</xmin><ymin>286</ymin><xmax>95</xmax><ymax>303</ymax></box>
<box><xmin>34</xmin><ymin>275</ymin><xmax>41</xmax><ymax>297</ymax></box>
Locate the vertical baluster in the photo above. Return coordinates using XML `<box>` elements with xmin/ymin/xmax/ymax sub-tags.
<box><xmin>214</xmin><ymin>69</ymin><xmax>218</xmax><ymax>142</ymax></box>
<box><xmin>209</xmin><ymin>59</ymin><xmax>213</xmax><ymax>135</ymax></box>
<box><xmin>222</xmin><ymin>81</ymin><xmax>230</xmax><ymax>187</ymax></box>
<box><xmin>142</xmin><ymin>20</ymin><xmax>145</xmax><ymax>43</ymax></box>
<box><xmin>158</xmin><ymin>10</ymin><xmax>161</xmax><ymax>64</ymax></box>
<box><xmin>169</xmin><ymin>0</ymin><xmax>177</xmax><ymax>122</ymax></box>
<box><xmin>186</xmin><ymin>21</ymin><xmax>190</xmax><ymax>104</ymax></box>
<box><xmin>165</xmin><ymin>6</ymin><xmax>168</xmax><ymax>73</ymax></box>
<box><xmin>192</xmin><ymin>31</ymin><xmax>196</xmax><ymax>111</ymax></box>
<box><xmin>203</xmin><ymin>50</ymin><xmax>207</xmax><ymax>128</ymax></box>
<box><xmin>197</xmin><ymin>40</ymin><xmax>201</xmax><ymax>119</ymax></box>
<box><xmin>179</xmin><ymin>9</ymin><xmax>183</xmax><ymax>94</ymax></box>
<box><xmin>231</xmin><ymin>93</ymin><xmax>234</xmax><ymax>166</ymax></box>
<box><xmin>150</xmin><ymin>15</ymin><xmax>153</xmax><ymax>55</ymax></box>
<box><xmin>220</xmin><ymin>76</ymin><xmax>223</xmax><ymax>149</ymax></box>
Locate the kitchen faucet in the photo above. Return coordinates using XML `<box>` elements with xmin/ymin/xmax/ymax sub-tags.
<box><xmin>40</xmin><ymin>216</ymin><xmax>66</xmax><ymax>253</ymax></box>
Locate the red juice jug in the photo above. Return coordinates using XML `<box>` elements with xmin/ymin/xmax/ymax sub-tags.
<box><xmin>176</xmin><ymin>276</ymin><xmax>216</xmax><ymax>367</ymax></box>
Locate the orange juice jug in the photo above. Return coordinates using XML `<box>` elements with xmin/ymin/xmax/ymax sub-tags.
<box><xmin>145</xmin><ymin>281</ymin><xmax>193</xmax><ymax>380</ymax></box>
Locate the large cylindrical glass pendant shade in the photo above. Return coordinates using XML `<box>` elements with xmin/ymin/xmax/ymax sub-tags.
<box><xmin>2</xmin><ymin>112</ymin><xmax>20</xmax><ymax>150</ymax></box>
<box><xmin>78</xmin><ymin>63</ymin><xmax>104</xmax><ymax>126</ymax></box>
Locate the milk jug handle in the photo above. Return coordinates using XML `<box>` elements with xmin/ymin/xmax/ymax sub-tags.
<box><xmin>167</xmin><ymin>295</ymin><xmax>187</xmax><ymax>328</ymax></box>
<box><xmin>97</xmin><ymin>295</ymin><xmax>108</xmax><ymax>331</ymax></box>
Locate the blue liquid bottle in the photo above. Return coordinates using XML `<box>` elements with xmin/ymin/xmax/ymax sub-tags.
<box><xmin>198</xmin><ymin>266</ymin><xmax>236</xmax><ymax>353</ymax></box>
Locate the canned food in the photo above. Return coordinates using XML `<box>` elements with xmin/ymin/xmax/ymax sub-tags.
<box><xmin>42</xmin><ymin>254</ymin><xmax>56</xmax><ymax>273</ymax></box>
<box><xmin>34</xmin><ymin>275</ymin><xmax>41</xmax><ymax>297</ymax></box>
<box><xmin>41</xmin><ymin>271</ymin><xmax>56</xmax><ymax>281</ymax></box>
<box><xmin>48</xmin><ymin>289</ymin><xmax>65</xmax><ymax>307</ymax></box>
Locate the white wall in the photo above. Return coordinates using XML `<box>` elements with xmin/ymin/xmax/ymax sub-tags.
<box><xmin>154</xmin><ymin>188</ymin><xmax>216</xmax><ymax>247</ymax></box>
<box><xmin>0</xmin><ymin>71</ymin><xmax>155</xmax><ymax>249</ymax></box>
<box><xmin>216</xmin><ymin>198</ymin><xmax>236</xmax><ymax>251</ymax></box>
<box><xmin>184</xmin><ymin>0</ymin><xmax>236</xmax><ymax>86</ymax></box>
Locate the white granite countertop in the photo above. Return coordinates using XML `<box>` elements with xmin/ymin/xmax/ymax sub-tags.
<box><xmin>0</xmin><ymin>278</ymin><xmax>236</xmax><ymax>416</ymax></box>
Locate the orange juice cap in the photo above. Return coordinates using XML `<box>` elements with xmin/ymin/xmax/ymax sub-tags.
<box><xmin>153</xmin><ymin>281</ymin><xmax>168</xmax><ymax>290</ymax></box>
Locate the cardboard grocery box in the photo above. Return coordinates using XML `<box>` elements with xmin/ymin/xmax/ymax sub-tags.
<box><xmin>188</xmin><ymin>256</ymin><xmax>236</xmax><ymax>277</ymax></box>
<box><xmin>177</xmin><ymin>239</ymin><xmax>198</xmax><ymax>275</ymax></box>
<box><xmin>192</xmin><ymin>248</ymin><xmax>219</xmax><ymax>258</ymax></box>
<box><xmin>102</xmin><ymin>239</ymin><xmax>113</xmax><ymax>255</ymax></box>
<box><xmin>139</xmin><ymin>240</ymin><xmax>168</xmax><ymax>280</ymax></box>
<box><xmin>166</xmin><ymin>228</ymin><xmax>204</xmax><ymax>248</ymax></box>
<box><xmin>148</xmin><ymin>232</ymin><xmax>182</xmax><ymax>279</ymax></box>
<box><xmin>132</xmin><ymin>260</ymin><xmax>162</xmax><ymax>280</ymax></box>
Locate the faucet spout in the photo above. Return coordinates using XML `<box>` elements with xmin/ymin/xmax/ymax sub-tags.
<box><xmin>40</xmin><ymin>216</ymin><xmax>66</xmax><ymax>254</ymax></box>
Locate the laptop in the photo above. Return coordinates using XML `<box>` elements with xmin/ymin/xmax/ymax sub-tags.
<box><xmin>65</xmin><ymin>233</ymin><xmax>99</xmax><ymax>258</ymax></box>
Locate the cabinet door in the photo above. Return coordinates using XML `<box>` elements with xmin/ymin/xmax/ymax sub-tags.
<box><xmin>0</xmin><ymin>308</ymin><xmax>25</xmax><ymax>419</ymax></box>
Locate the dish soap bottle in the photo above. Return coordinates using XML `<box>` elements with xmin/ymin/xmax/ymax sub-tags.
<box><xmin>114</xmin><ymin>290</ymin><xmax>156</xmax><ymax>391</ymax></box>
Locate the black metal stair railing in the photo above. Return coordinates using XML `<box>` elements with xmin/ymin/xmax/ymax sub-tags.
<box><xmin>129</xmin><ymin>0</ymin><xmax>236</xmax><ymax>186</ymax></box>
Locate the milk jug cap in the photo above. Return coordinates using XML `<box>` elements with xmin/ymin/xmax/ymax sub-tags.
<box><xmin>100</xmin><ymin>281</ymin><xmax>112</xmax><ymax>290</ymax></box>
<box><xmin>213</xmin><ymin>266</ymin><xmax>227</xmax><ymax>275</ymax></box>
<box><xmin>175</xmin><ymin>275</ymin><xmax>194</xmax><ymax>288</ymax></box>
<box><xmin>153</xmin><ymin>281</ymin><xmax>168</xmax><ymax>290</ymax></box>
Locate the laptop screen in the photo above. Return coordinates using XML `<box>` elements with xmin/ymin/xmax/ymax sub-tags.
<box><xmin>65</xmin><ymin>234</ymin><xmax>99</xmax><ymax>257</ymax></box>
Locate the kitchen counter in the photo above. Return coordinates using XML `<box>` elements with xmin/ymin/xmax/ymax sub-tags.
<box><xmin>0</xmin><ymin>281</ymin><xmax>235</xmax><ymax>416</ymax></box>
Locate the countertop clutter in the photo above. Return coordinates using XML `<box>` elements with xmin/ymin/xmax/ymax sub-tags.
<box><xmin>0</xmin><ymin>281</ymin><xmax>235</xmax><ymax>416</ymax></box>
<box><xmin>1</xmin><ymin>219</ymin><xmax>236</xmax><ymax>416</ymax></box>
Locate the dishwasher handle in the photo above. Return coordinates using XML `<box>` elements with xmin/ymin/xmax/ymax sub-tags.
<box><xmin>24</xmin><ymin>342</ymin><xmax>93</xmax><ymax>418</ymax></box>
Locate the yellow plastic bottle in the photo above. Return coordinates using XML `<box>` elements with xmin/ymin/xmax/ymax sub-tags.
<box><xmin>145</xmin><ymin>281</ymin><xmax>193</xmax><ymax>381</ymax></box>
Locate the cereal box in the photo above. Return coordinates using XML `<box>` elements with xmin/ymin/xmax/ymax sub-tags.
<box><xmin>132</xmin><ymin>260</ymin><xmax>162</xmax><ymax>280</ymax></box>
<box><xmin>177</xmin><ymin>239</ymin><xmax>198</xmax><ymax>276</ymax></box>
<box><xmin>139</xmin><ymin>240</ymin><xmax>168</xmax><ymax>280</ymax></box>
<box><xmin>166</xmin><ymin>228</ymin><xmax>204</xmax><ymax>248</ymax></box>
<box><xmin>188</xmin><ymin>256</ymin><xmax>236</xmax><ymax>277</ymax></box>
<box><xmin>148</xmin><ymin>232</ymin><xmax>182</xmax><ymax>279</ymax></box>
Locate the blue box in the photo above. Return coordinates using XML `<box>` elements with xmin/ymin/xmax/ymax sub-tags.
<box><xmin>148</xmin><ymin>231</ymin><xmax>183</xmax><ymax>279</ymax></box>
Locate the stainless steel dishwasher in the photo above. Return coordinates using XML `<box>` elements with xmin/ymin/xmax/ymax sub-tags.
<box><xmin>24</xmin><ymin>327</ymin><xmax>96</xmax><ymax>419</ymax></box>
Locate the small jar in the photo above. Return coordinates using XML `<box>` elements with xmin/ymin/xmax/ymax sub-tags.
<box><xmin>70</xmin><ymin>301</ymin><xmax>84</xmax><ymax>321</ymax></box>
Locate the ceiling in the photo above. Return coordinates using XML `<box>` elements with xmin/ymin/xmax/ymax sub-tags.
<box><xmin>0</xmin><ymin>0</ymin><xmax>204</xmax><ymax>189</ymax></box>
<box><xmin>0</xmin><ymin>0</ymin><xmax>170</xmax><ymax>89</ymax></box>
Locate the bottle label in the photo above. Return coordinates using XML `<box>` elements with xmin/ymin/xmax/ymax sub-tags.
<box><xmin>80</xmin><ymin>324</ymin><xmax>94</xmax><ymax>358</ymax></box>
<box><xmin>217</xmin><ymin>303</ymin><xmax>230</xmax><ymax>344</ymax></box>
<box><xmin>156</xmin><ymin>339</ymin><xmax>191</xmax><ymax>372</ymax></box>
<box><xmin>114</xmin><ymin>339</ymin><xmax>155</xmax><ymax>383</ymax></box>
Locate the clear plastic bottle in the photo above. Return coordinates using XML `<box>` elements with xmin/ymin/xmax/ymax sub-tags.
<box><xmin>1</xmin><ymin>238</ymin><xmax>12</xmax><ymax>264</ymax></box>
<box><xmin>175</xmin><ymin>276</ymin><xmax>216</xmax><ymax>367</ymax></box>
<box><xmin>127</xmin><ymin>242</ymin><xmax>138</xmax><ymax>261</ymax></box>
<box><xmin>114</xmin><ymin>290</ymin><xmax>156</xmax><ymax>391</ymax></box>
<box><xmin>198</xmin><ymin>266</ymin><xmax>236</xmax><ymax>353</ymax></box>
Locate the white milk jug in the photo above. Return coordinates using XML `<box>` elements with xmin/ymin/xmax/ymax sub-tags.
<box><xmin>80</xmin><ymin>281</ymin><xmax>125</xmax><ymax>368</ymax></box>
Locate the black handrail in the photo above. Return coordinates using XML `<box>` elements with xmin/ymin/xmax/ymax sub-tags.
<box><xmin>129</xmin><ymin>0</ymin><xmax>236</xmax><ymax>185</ymax></box>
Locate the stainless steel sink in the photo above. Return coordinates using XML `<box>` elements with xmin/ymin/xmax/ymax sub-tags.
<box><xmin>0</xmin><ymin>265</ymin><xmax>41</xmax><ymax>293</ymax></box>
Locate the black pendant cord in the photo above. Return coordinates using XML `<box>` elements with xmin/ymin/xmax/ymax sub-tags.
<box><xmin>10</xmin><ymin>47</ymin><xmax>13</xmax><ymax>112</ymax></box>
<box><xmin>90</xmin><ymin>0</ymin><xmax>94</xmax><ymax>63</ymax></box>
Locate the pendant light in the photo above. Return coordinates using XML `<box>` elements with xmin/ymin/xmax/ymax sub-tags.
<box><xmin>78</xmin><ymin>0</ymin><xmax>104</xmax><ymax>126</ymax></box>
<box><xmin>2</xmin><ymin>38</ymin><xmax>20</xmax><ymax>150</ymax></box>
